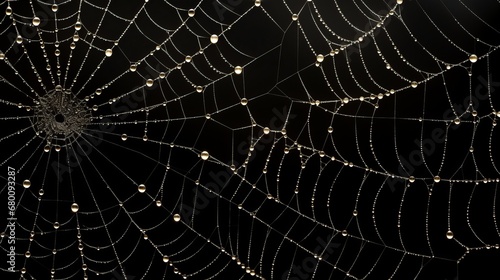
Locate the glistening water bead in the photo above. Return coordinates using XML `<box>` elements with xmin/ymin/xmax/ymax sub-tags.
<box><xmin>316</xmin><ymin>54</ymin><xmax>324</xmax><ymax>63</ymax></box>
<box><xmin>201</xmin><ymin>151</ymin><xmax>209</xmax><ymax>160</ymax></box>
<box><xmin>469</xmin><ymin>54</ymin><xmax>478</xmax><ymax>63</ymax></box>
<box><xmin>138</xmin><ymin>184</ymin><xmax>146</xmax><ymax>193</ymax></box>
<box><xmin>33</xmin><ymin>17</ymin><xmax>41</xmax><ymax>26</ymax></box>
<box><xmin>210</xmin><ymin>34</ymin><xmax>218</xmax><ymax>44</ymax></box>
<box><xmin>234</xmin><ymin>66</ymin><xmax>243</xmax><ymax>74</ymax></box>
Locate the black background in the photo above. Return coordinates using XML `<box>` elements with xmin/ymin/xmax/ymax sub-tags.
<box><xmin>1</xmin><ymin>0</ymin><xmax>500</xmax><ymax>279</ymax></box>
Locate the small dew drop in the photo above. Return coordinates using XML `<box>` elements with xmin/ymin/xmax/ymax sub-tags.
<box><xmin>71</xmin><ymin>203</ymin><xmax>79</xmax><ymax>213</ymax></box>
<box><xmin>105</xmin><ymin>49</ymin><xmax>113</xmax><ymax>57</ymax></box>
<box><xmin>201</xmin><ymin>151</ymin><xmax>209</xmax><ymax>160</ymax></box>
<box><xmin>33</xmin><ymin>17</ymin><xmax>41</xmax><ymax>26</ymax></box>
<box><xmin>234</xmin><ymin>66</ymin><xmax>243</xmax><ymax>75</ymax></box>
<box><xmin>173</xmin><ymin>214</ymin><xmax>181</xmax><ymax>222</ymax></box>
<box><xmin>446</xmin><ymin>230</ymin><xmax>454</xmax><ymax>239</ymax></box>
<box><xmin>316</xmin><ymin>54</ymin><xmax>324</xmax><ymax>63</ymax></box>
<box><xmin>469</xmin><ymin>54</ymin><xmax>478</xmax><ymax>63</ymax></box>
<box><xmin>210</xmin><ymin>34</ymin><xmax>219</xmax><ymax>44</ymax></box>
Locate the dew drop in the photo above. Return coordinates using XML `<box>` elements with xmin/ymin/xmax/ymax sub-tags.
<box><xmin>234</xmin><ymin>66</ymin><xmax>243</xmax><ymax>75</ymax></box>
<box><xmin>71</xmin><ymin>203</ymin><xmax>79</xmax><ymax>213</ymax></box>
<box><xmin>434</xmin><ymin>176</ymin><xmax>441</xmax><ymax>183</ymax></box>
<box><xmin>201</xmin><ymin>151</ymin><xmax>209</xmax><ymax>160</ymax></box>
<box><xmin>469</xmin><ymin>54</ymin><xmax>478</xmax><ymax>63</ymax></box>
<box><xmin>33</xmin><ymin>17</ymin><xmax>41</xmax><ymax>26</ymax></box>
<box><xmin>210</xmin><ymin>34</ymin><xmax>219</xmax><ymax>44</ymax></box>
<box><xmin>173</xmin><ymin>214</ymin><xmax>181</xmax><ymax>222</ymax></box>
<box><xmin>316</xmin><ymin>54</ymin><xmax>324</xmax><ymax>63</ymax></box>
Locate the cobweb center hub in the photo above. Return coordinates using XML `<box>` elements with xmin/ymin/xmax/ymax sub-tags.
<box><xmin>55</xmin><ymin>113</ymin><xmax>65</xmax><ymax>123</ymax></box>
<box><xmin>33</xmin><ymin>88</ymin><xmax>91</xmax><ymax>147</ymax></box>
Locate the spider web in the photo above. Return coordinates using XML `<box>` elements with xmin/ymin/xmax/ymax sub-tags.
<box><xmin>1</xmin><ymin>0</ymin><xmax>500</xmax><ymax>279</ymax></box>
